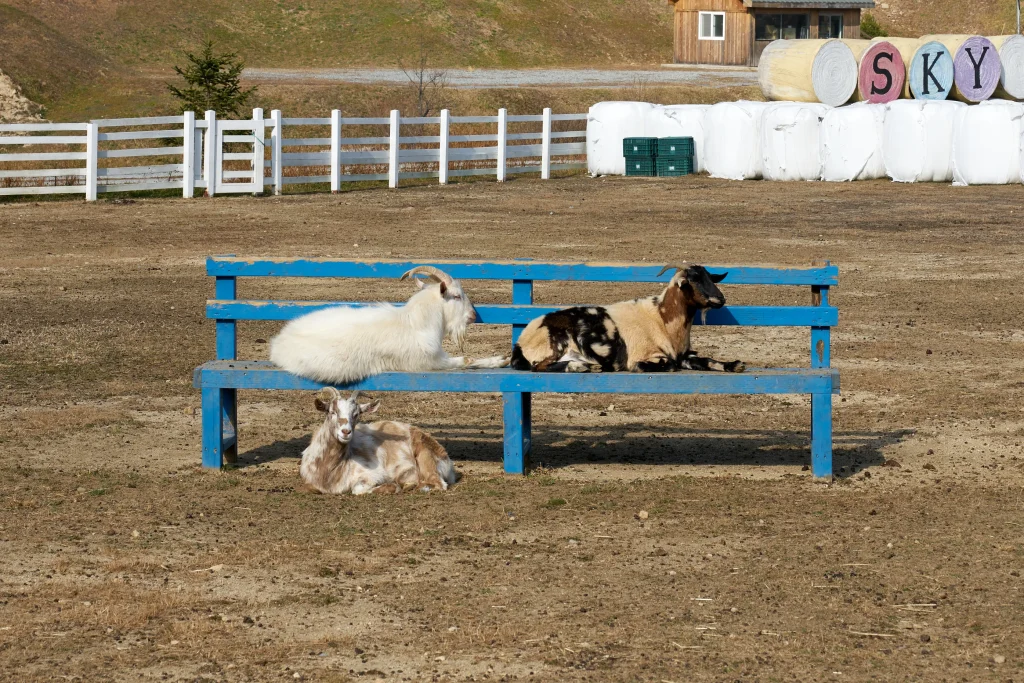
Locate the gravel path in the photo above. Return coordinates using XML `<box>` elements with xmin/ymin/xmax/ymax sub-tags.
<box><xmin>244</xmin><ymin>67</ymin><xmax>758</xmax><ymax>89</ymax></box>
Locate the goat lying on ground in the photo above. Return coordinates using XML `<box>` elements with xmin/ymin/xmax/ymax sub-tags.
<box><xmin>300</xmin><ymin>388</ymin><xmax>459</xmax><ymax>494</ymax></box>
<box><xmin>270</xmin><ymin>266</ymin><xmax>509</xmax><ymax>384</ymax></box>
<box><xmin>510</xmin><ymin>263</ymin><xmax>745</xmax><ymax>373</ymax></box>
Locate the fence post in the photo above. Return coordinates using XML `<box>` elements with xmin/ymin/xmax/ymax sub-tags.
<box><xmin>194</xmin><ymin>123</ymin><xmax>204</xmax><ymax>190</ymax></box>
<box><xmin>252</xmin><ymin>108</ymin><xmax>264</xmax><ymax>196</ymax></box>
<box><xmin>497</xmin><ymin>108</ymin><xmax>507</xmax><ymax>182</ymax></box>
<box><xmin>541</xmin><ymin>107</ymin><xmax>552</xmax><ymax>180</ymax></box>
<box><xmin>84</xmin><ymin>122</ymin><xmax>98</xmax><ymax>201</ymax></box>
<box><xmin>182</xmin><ymin>111</ymin><xmax>195</xmax><ymax>198</ymax></box>
<box><xmin>331</xmin><ymin>109</ymin><xmax>342</xmax><ymax>193</ymax></box>
<box><xmin>438</xmin><ymin>109</ymin><xmax>449</xmax><ymax>186</ymax></box>
<box><xmin>388</xmin><ymin>109</ymin><xmax>400</xmax><ymax>189</ymax></box>
<box><xmin>204</xmin><ymin>110</ymin><xmax>217</xmax><ymax>197</ymax></box>
<box><xmin>270</xmin><ymin>109</ymin><xmax>283</xmax><ymax>196</ymax></box>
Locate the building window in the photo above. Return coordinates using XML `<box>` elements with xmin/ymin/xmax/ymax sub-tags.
<box><xmin>755</xmin><ymin>13</ymin><xmax>810</xmax><ymax>41</ymax></box>
<box><xmin>819</xmin><ymin>14</ymin><xmax>844</xmax><ymax>39</ymax></box>
<box><xmin>699</xmin><ymin>12</ymin><xmax>725</xmax><ymax>41</ymax></box>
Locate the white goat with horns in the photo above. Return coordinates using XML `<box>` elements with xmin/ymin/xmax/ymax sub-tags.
<box><xmin>270</xmin><ymin>266</ymin><xmax>509</xmax><ymax>383</ymax></box>
<box><xmin>301</xmin><ymin>388</ymin><xmax>459</xmax><ymax>494</ymax></box>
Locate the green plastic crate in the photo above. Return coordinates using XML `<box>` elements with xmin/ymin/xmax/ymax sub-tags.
<box><xmin>655</xmin><ymin>155</ymin><xmax>695</xmax><ymax>177</ymax></box>
<box><xmin>625</xmin><ymin>155</ymin><xmax>657</xmax><ymax>177</ymax></box>
<box><xmin>623</xmin><ymin>137</ymin><xmax>658</xmax><ymax>157</ymax></box>
<box><xmin>657</xmin><ymin>137</ymin><xmax>695</xmax><ymax>157</ymax></box>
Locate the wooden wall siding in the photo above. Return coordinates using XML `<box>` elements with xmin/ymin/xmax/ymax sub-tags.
<box><xmin>674</xmin><ymin>10</ymin><xmax>751</xmax><ymax>65</ymax></box>
<box><xmin>673</xmin><ymin>0</ymin><xmax>747</xmax><ymax>12</ymax></box>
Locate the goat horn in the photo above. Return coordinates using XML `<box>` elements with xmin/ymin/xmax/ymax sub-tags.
<box><xmin>657</xmin><ymin>263</ymin><xmax>690</xmax><ymax>278</ymax></box>
<box><xmin>350</xmin><ymin>390</ymin><xmax>360</xmax><ymax>402</ymax></box>
<box><xmin>401</xmin><ymin>265</ymin><xmax>454</xmax><ymax>286</ymax></box>
<box><xmin>318</xmin><ymin>387</ymin><xmax>340</xmax><ymax>403</ymax></box>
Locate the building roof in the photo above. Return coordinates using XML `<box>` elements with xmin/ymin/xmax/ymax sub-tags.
<box><xmin>743</xmin><ymin>0</ymin><xmax>876</xmax><ymax>7</ymax></box>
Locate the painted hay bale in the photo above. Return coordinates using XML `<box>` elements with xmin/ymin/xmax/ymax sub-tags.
<box><xmin>988</xmin><ymin>35</ymin><xmax>1024</xmax><ymax>100</ymax></box>
<box><xmin>820</xmin><ymin>103</ymin><xmax>886</xmax><ymax>182</ymax></box>
<box><xmin>856</xmin><ymin>41</ymin><xmax>907</xmax><ymax>104</ymax></box>
<box><xmin>761</xmin><ymin>102</ymin><xmax>830</xmax><ymax>182</ymax></box>
<box><xmin>874</xmin><ymin>37</ymin><xmax>923</xmax><ymax>98</ymax></box>
<box><xmin>646</xmin><ymin>104</ymin><xmax>710</xmax><ymax>173</ymax></box>
<box><xmin>586</xmin><ymin>101</ymin><xmax>656</xmax><ymax>176</ymax></box>
<box><xmin>758</xmin><ymin>39</ymin><xmax>859</xmax><ymax>106</ymax></box>
<box><xmin>703</xmin><ymin>101</ymin><xmax>771</xmax><ymax>180</ymax></box>
<box><xmin>883</xmin><ymin>100</ymin><xmax>966</xmax><ymax>183</ymax></box>
<box><xmin>921</xmin><ymin>35</ymin><xmax>1001</xmax><ymax>102</ymax></box>
<box><xmin>909</xmin><ymin>41</ymin><xmax>955</xmax><ymax>100</ymax></box>
<box><xmin>951</xmin><ymin>100</ymin><xmax>1024</xmax><ymax>185</ymax></box>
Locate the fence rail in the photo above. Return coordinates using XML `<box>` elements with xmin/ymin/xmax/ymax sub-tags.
<box><xmin>0</xmin><ymin>107</ymin><xmax>587</xmax><ymax>200</ymax></box>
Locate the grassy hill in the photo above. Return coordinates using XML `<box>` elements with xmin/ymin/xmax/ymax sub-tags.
<box><xmin>1</xmin><ymin>0</ymin><xmax>1021</xmax><ymax>119</ymax></box>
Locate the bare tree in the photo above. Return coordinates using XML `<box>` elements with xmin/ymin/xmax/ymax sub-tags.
<box><xmin>400</xmin><ymin>47</ymin><xmax>449</xmax><ymax>117</ymax></box>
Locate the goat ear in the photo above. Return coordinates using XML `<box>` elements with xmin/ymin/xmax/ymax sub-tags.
<box><xmin>710</xmin><ymin>271</ymin><xmax>727</xmax><ymax>284</ymax></box>
<box><xmin>438</xmin><ymin>281</ymin><xmax>448</xmax><ymax>297</ymax></box>
<box><xmin>314</xmin><ymin>397</ymin><xmax>330</xmax><ymax>413</ymax></box>
<box><xmin>359</xmin><ymin>400</ymin><xmax>381</xmax><ymax>415</ymax></box>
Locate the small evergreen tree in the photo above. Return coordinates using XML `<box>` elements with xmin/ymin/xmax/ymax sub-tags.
<box><xmin>860</xmin><ymin>13</ymin><xmax>888</xmax><ymax>39</ymax></box>
<box><xmin>167</xmin><ymin>41</ymin><xmax>257</xmax><ymax>117</ymax></box>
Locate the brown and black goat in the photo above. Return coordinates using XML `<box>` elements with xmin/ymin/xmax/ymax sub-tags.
<box><xmin>510</xmin><ymin>264</ymin><xmax>745</xmax><ymax>373</ymax></box>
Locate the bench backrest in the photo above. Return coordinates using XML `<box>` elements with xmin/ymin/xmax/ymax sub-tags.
<box><xmin>205</xmin><ymin>257</ymin><xmax>838</xmax><ymax>369</ymax></box>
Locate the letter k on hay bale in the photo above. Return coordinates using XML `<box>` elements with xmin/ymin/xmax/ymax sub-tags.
<box><xmin>909</xmin><ymin>41</ymin><xmax>954</xmax><ymax>100</ymax></box>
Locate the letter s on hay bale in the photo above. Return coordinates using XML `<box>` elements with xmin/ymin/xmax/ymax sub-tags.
<box><xmin>758</xmin><ymin>39</ymin><xmax>859</xmax><ymax>107</ymax></box>
<box><xmin>921</xmin><ymin>35</ymin><xmax>1001</xmax><ymax>102</ymax></box>
<box><xmin>872</xmin><ymin>37</ymin><xmax>923</xmax><ymax>99</ymax></box>
<box><xmin>856</xmin><ymin>41</ymin><xmax>906</xmax><ymax>104</ymax></box>
<box><xmin>988</xmin><ymin>35</ymin><xmax>1024</xmax><ymax>101</ymax></box>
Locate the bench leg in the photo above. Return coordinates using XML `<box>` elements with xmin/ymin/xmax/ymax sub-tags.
<box><xmin>222</xmin><ymin>388</ymin><xmax>238</xmax><ymax>465</ymax></box>
<box><xmin>811</xmin><ymin>392</ymin><xmax>833</xmax><ymax>479</ymax></box>
<box><xmin>502</xmin><ymin>391</ymin><xmax>532</xmax><ymax>474</ymax></box>
<box><xmin>201</xmin><ymin>388</ymin><xmax>238</xmax><ymax>469</ymax></box>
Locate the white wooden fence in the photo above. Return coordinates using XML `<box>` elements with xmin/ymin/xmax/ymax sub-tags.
<box><xmin>0</xmin><ymin>108</ymin><xmax>587</xmax><ymax>200</ymax></box>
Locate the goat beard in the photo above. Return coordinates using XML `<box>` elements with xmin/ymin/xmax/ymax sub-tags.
<box><xmin>448</xmin><ymin>321</ymin><xmax>468</xmax><ymax>353</ymax></box>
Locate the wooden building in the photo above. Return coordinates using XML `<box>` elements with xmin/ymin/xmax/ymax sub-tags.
<box><xmin>667</xmin><ymin>0</ymin><xmax>876</xmax><ymax>67</ymax></box>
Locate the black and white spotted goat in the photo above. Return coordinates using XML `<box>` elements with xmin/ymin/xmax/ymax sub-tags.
<box><xmin>510</xmin><ymin>264</ymin><xmax>745</xmax><ymax>373</ymax></box>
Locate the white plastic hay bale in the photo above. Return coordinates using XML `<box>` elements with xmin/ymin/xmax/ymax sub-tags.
<box><xmin>646</xmin><ymin>104</ymin><xmax>710</xmax><ymax>172</ymax></box>
<box><xmin>760</xmin><ymin>102</ymin><xmax>830</xmax><ymax>182</ymax></box>
<box><xmin>950</xmin><ymin>100</ymin><xmax>1024</xmax><ymax>185</ymax></box>
<box><xmin>703</xmin><ymin>101</ymin><xmax>771</xmax><ymax>180</ymax></box>
<box><xmin>586</xmin><ymin>101</ymin><xmax>655</xmax><ymax>176</ymax></box>
<box><xmin>882</xmin><ymin>100</ymin><xmax>966</xmax><ymax>183</ymax></box>
<box><xmin>758</xmin><ymin>39</ymin><xmax>859</xmax><ymax>106</ymax></box>
<box><xmin>820</xmin><ymin>102</ymin><xmax>886</xmax><ymax>182</ymax></box>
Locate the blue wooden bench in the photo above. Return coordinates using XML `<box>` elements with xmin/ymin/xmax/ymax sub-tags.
<box><xmin>192</xmin><ymin>258</ymin><xmax>840</xmax><ymax>476</ymax></box>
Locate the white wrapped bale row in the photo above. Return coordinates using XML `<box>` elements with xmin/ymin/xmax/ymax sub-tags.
<box><xmin>951</xmin><ymin>100</ymin><xmax>1024</xmax><ymax>185</ymax></box>
<box><xmin>704</xmin><ymin>101</ymin><xmax>771</xmax><ymax>180</ymax></box>
<box><xmin>646</xmin><ymin>104</ymin><xmax>710</xmax><ymax>173</ymax></box>
<box><xmin>586</xmin><ymin>101</ymin><xmax>655</xmax><ymax>176</ymax></box>
<box><xmin>761</xmin><ymin>103</ymin><xmax>830</xmax><ymax>181</ymax></box>
<box><xmin>882</xmin><ymin>100</ymin><xmax>966</xmax><ymax>182</ymax></box>
<box><xmin>586</xmin><ymin>102</ymin><xmax>708</xmax><ymax>175</ymax></box>
<box><xmin>820</xmin><ymin>103</ymin><xmax>887</xmax><ymax>182</ymax></box>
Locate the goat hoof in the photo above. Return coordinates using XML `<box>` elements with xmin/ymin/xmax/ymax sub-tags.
<box><xmin>728</xmin><ymin>361</ymin><xmax>746</xmax><ymax>373</ymax></box>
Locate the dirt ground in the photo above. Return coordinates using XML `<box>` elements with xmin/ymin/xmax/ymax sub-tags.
<box><xmin>1</xmin><ymin>176</ymin><xmax>1023</xmax><ymax>682</ymax></box>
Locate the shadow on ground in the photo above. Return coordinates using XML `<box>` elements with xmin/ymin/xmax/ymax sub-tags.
<box><xmin>238</xmin><ymin>426</ymin><xmax>912</xmax><ymax>476</ymax></box>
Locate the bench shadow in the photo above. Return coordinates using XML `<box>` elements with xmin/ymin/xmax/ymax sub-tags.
<box><xmin>237</xmin><ymin>425</ymin><xmax>913</xmax><ymax>478</ymax></box>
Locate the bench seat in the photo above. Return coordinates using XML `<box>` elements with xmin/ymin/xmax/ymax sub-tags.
<box><xmin>194</xmin><ymin>361</ymin><xmax>840</xmax><ymax>395</ymax></box>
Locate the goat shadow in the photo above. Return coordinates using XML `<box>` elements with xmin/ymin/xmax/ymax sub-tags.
<box><xmin>238</xmin><ymin>424</ymin><xmax>912</xmax><ymax>479</ymax></box>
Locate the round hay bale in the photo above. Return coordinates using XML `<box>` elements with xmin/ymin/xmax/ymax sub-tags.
<box><xmin>909</xmin><ymin>41</ymin><xmax>954</xmax><ymax>100</ymax></box>
<box><xmin>951</xmin><ymin>100</ymin><xmax>1024</xmax><ymax>185</ymax></box>
<box><xmin>761</xmin><ymin>102</ymin><xmax>830</xmax><ymax>182</ymax></box>
<box><xmin>703</xmin><ymin>101</ymin><xmax>771</xmax><ymax>180</ymax></box>
<box><xmin>857</xmin><ymin>41</ymin><xmax>907</xmax><ymax>103</ymax></box>
<box><xmin>820</xmin><ymin>103</ymin><xmax>887</xmax><ymax>182</ymax></box>
<box><xmin>873</xmin><ymin>37</ymin><xmax>923</xmax><ymax>98</ymax></box>
<box><xmin>883</xmin><ymin>100</ymin><xmax>965</xmax><ymax>183</ymax></box>
<box><xmin>758</xmin><ymin>39</ymin><xmax>858</xmax><ymax>106</ymax></box>
<box><xmin>988</xmin><ymin>35</ymin><xmax>1024</xmax><ymax>100</ymax></box>
<box><xmin>922</xmin><ymin>35</ymin><xmax>1000</xmax><ymax>102</ymax></box>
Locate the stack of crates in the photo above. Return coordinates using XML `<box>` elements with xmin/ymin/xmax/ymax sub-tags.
<box><xmin>622</xmin><ymin>137</ymin><xmax>696</xmax><ymax>177</ymax></box>
<box><xmin>655</xmin><ymin>137</ymin><xmax>695</xmax><ymax>177</ymax></box>
<box><xmin>623</xmin><ymin>137</ymin><xmax>658</xmax><ymax>177</ymax></box>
